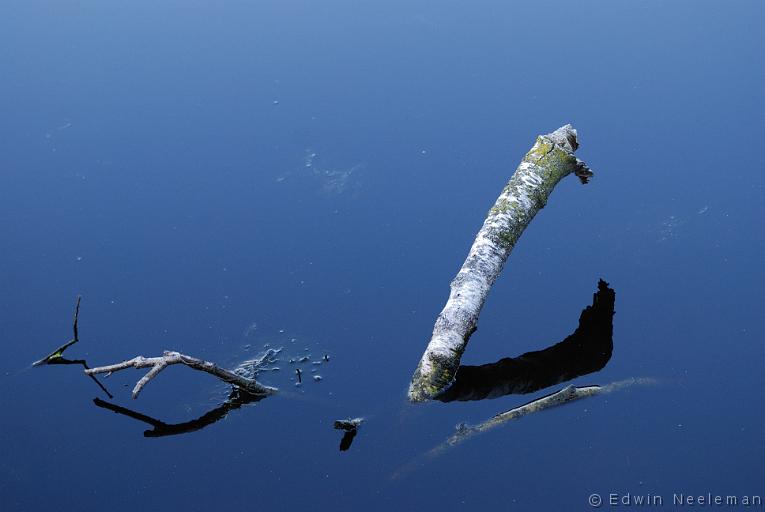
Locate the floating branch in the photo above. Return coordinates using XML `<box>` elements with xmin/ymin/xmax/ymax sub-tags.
<box><xmin>438</xmin><ymin>378</ymin><xmax>656</xmax><ymax>452</ymax></box>
<box><xmin>85</xmin><ymin>351</ymin><xmax>277</xmax><ymax>399</ymax></box>
<box><xmin>393</xmin><ymin>378</ymin><xmax>656</xmax><ymax>479</ymax></box>
<box><xmin>409</xmin><ymin>125</ymin><xmax>593</xmax><ymax>402</ymax></box>
<box><xmin>33</xmin><ymin>296</ymin><xmax>113</xmax><ymax>398</ymax></box>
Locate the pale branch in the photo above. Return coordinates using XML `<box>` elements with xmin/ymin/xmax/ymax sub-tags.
<box><xmin>85</xmin><ymin>351</ymin><xmax>277</xmax><ymax>399</ymax></box>
<box><xmin>440</xmin><ymin>378</ymin><xmax>657</xmax><ymax>451</ymax></box>
<box><xmin>392</xmin><ymin>378</ymin><xmax>657</xmax><ymax>479</ymax></box>
<box><xmin>93</xmin><ymin>386</ymin><xmax>267</xmax><ymax>437</ymax></box>
<box><xmin>408</xmin><ymin>124</ymin><xmax>593</xmax><ymax>402</ymax></box>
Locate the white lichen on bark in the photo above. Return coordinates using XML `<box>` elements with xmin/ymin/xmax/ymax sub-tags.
<box><xmin>408</xmin><ymin>124</ymin><xmax>592</xmax><ymax>402</ymax></box>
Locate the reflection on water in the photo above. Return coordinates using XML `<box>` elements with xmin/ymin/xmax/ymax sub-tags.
<box><xmin>393</xmin><ymin>280</ymin><xmax>655</xmax><ymax>479</ymax></box>
<box><xmin>437</xmin><ymin>279</ymin><xmax>615</xmax><ymax>402</ymax></box>
<box><xmin>36</xmin><ymin>281</ymin><xmax>625</xmax><ymax>446</ymax></box>
<box><xmin>92</xmin><ymin>387</ymin><xmax>267</xmax><ymax>438</ymax></box>
<box><xmin>33</xmin><ymin>299</ymin><xmax>339</xmax><ymax>437</ymax></box>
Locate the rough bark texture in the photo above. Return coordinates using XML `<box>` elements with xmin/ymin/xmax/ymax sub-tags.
<box><xmin>408</xmin><ymin>125</ymin><xmax>591</xmax><ymax>402</ymax></box>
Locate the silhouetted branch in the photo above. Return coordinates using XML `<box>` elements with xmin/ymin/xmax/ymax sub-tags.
<box><xmin>33</xmin><ymin>297</ymin><xmax>113</xmax><ymax>398</ymax></box>
<box><xmin>46</xmin><ymin>357</ymin><xmax>114</xmax><ymax>399</ymax></box>
<box><xmin>33</xmin><ymin>296</ymin><xmax>81</xmax><ymax>367</ymax></box>
<box><xmin>93</xmin><ymin>387</ymin><xmax>267</xmax><ymax>437</ymax></box>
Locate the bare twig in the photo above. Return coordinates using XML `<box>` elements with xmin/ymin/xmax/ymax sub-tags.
<box><xmin>85</xmin><ymin>351</ymin><xmax>277</xmax><ymax>399</ymax></box>
<box><xmin>393</xmin><ymin>378</ymin><xmax>657</xmax><ymax>479</ymax></box>
<box><xmin>438</xmin><ymin>378</ymin><xmax>657</xmax><ymax>453</ymax></box>
<box><xmin>33</xmin><ymin>296</ymin><xmax>81</xmax><ymax>367</ymax></box>
<box><xmin>32</xmin><ymin>296</ymin><xmax>113</xmax><ymax>398</ymax></box>
<box><xmin>72</xmin><ymin>294</ymin><xmax>80</xmax><ymax>342</ymax></box>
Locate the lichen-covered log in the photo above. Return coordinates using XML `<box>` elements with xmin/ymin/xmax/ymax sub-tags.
<box><xmin>408</xmin><ymin>125</ymin><xmax>592</xmax><ymax>402</ymax></box>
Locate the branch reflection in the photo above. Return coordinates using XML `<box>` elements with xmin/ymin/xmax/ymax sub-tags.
<box><xmin>437</xmin><ymin>279</ymin><xmax>615</xmax><ymax>403</ymax></box>
<box><xmin>93</xmin><ymin>388</ymin><xmax>267</xmax><ymax>437</ymax></box>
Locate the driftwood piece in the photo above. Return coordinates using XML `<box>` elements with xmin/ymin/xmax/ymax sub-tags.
<box><xmin>439</xmin><ymin>378</ymin><xmax>656</xmax><ymax>451</ymax></box>
<box><xmin>393</xmin><ymin>378</ymin><xmax>656</xmax><ymax>479</ymax></box>
<box><xmin>85</xmin><ymin>351</ymin><xmax>277</xmax><ymax>399</ymax></box>
<box><xmin>409</xmin><ymin>125</ymin><xmax>593</xmax><ymax>402</ymax></box>
<box><xmin>334</xmin><ymin>417</ymin><xmax>364</xmax><ymax>452</ymax></box>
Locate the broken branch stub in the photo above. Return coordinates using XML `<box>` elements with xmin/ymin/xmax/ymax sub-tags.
<box><xmin>408</xmin><ymin>125</ymin><xmax>593</xmax><ymax>402</ymax></box>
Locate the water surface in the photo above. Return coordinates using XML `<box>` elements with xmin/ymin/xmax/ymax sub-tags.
<box><xmin>1</xmin><ymin>1</ymin><xmax>763</xmax><ymax>510</ymax></box>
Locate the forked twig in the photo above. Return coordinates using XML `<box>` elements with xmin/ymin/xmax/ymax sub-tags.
<box><xmin>85</xmin><ymin>351</ymin><xmax>277</xmax><ymax>399</ymax></box>
<box><xmin>33</xmin><ymin>296</ymin><xmax>81</xmax><ymax>367</ymax></box>
<box><xmin>32</xmin><ymin>297</ymin><xmax>113</xmax><ymax>398</ymax></box>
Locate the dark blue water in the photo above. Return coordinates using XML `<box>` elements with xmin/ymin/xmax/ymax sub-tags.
<box><xmin>2</xmin><ymin>1</ymin><xmax>763</xmax><ymax>510</ymax></box>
